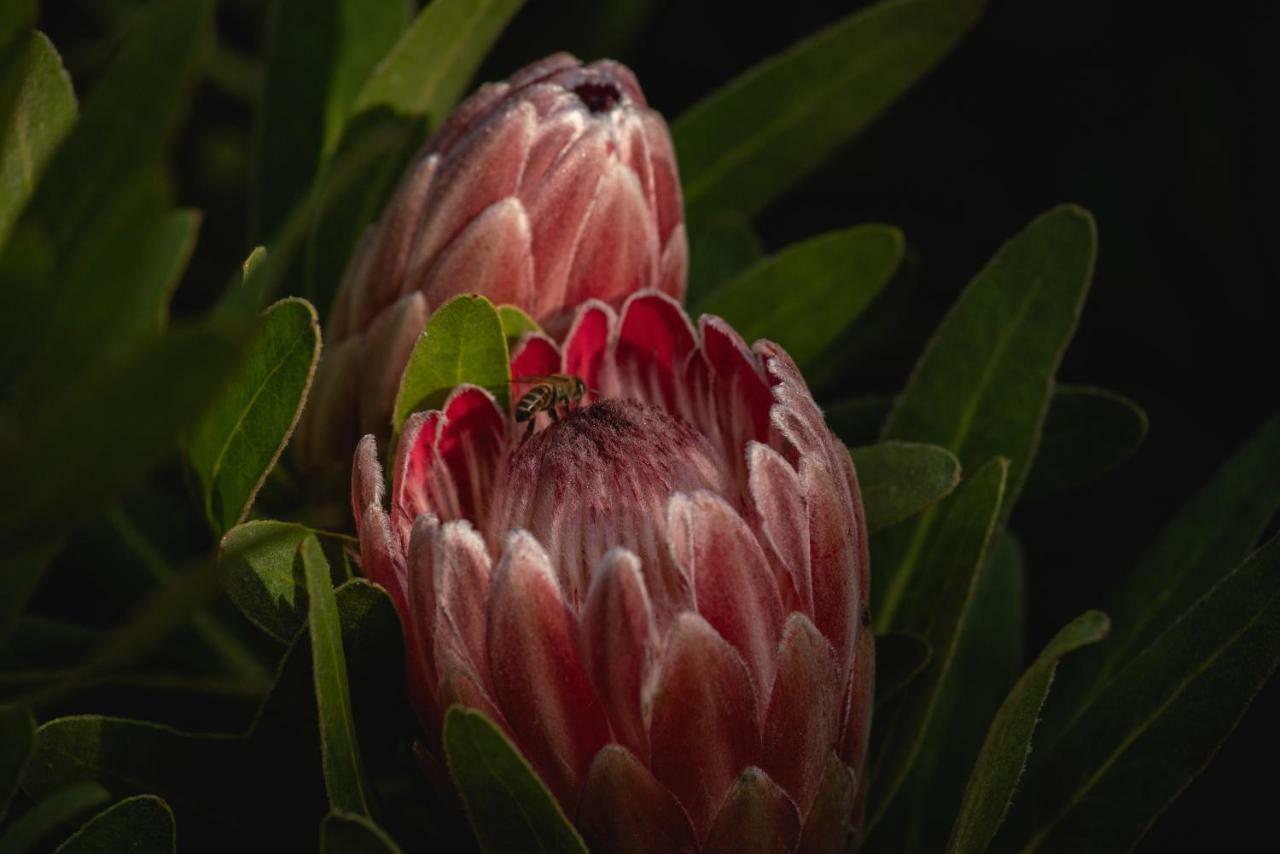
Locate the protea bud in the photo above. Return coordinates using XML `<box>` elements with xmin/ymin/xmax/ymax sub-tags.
<box><xmin>297</xmin><ymin>54</ymin><xmax>687</xmax><ymax>469</ymax></box>
<box><xmin>352</xmin><ymin>292</ymin><xmax>872</xmax><ymax>852</ymax></box>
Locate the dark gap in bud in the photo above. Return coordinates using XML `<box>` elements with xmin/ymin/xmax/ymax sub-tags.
<box><xmin>573</xmin><ymin>81</ymin><xmax>622</xmax><ymax>113</ymax></box>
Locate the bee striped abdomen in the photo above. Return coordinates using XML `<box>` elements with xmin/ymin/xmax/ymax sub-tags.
<box><xmin>516</xmin><ymin>384</ymin><xmax>554</xmax><ymax>423</ymax></box>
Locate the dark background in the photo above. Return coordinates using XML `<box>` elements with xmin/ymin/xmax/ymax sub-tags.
<box><xmin>37</xmin><ymin>0</ymin><xmax>1279</xmax><ymax>849</ymax></box>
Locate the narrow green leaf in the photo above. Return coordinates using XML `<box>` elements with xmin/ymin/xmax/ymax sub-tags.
<box><xmin>188</xmin><ymin>298</ymin><xmax>321</xmax><ymax>533</ymax></box>
<box><xmin>695</xmin><ymin>225</ymin><xmax>902</xmax><ymax>369</ymax></box>
<box><xmin>686</xmin><ymin>211</ymin><xmax>762</xmax><ymax>303</ymax></box>
<box><xmin>1043</xmin><ymin>414</ymin><xmax>1280</xmax><ymax>750</ymax></box>
<box><xmin>0</xmin><ymin>783</ymin><xmax>109</xmax><ymax>854</ymax></box>
<box><xmin>255</xmin><ymin>0</ymin><xmax>410</xmax><ymax>237</ymax></box>
<box><xmin>15</xmin><ymin>0</ymin><xmax>207</xmax><ymax>253</ymax></box>
<box><xmin>321</xmin><ymin>810</ymin><xmax>403</xmax><ymax>854</ymax></box>
<box><xmin>0</xmin><ymin>30</ymin><xmax>76</xmax><ymax>247</ymax></box>
<box><xmin>947</xmin><ymin>611</ymin><xmax>1108</xmax><ymax>854</ymax></box>
<box><xmin>883</xmin><ymin>205</ymin><xmax>1096</xmax><ymax>518</ymax></box>
<box><xmin>1</xmin><ymin>704</ymin><xmax>35</xmax><ymax>822</ymax></box>
<box><xmin>444</xmin><ymin>706</ymin><xmax>587</xmax><ymax>854</ymax></box>
<box><xmin>850</xmin><ymin>441</ymin><xmax>960</xmax><ymax>532</ymax></box>
<box><xmin>0</xmin><ymin>543</ymin><xmax>60</xmax><ymax>642</ymax></box>
<box><xmin>1002</xmin><ymin>534</ymin><xmax>1280</xmax><ymax>853</ymax></box>
<box><xmin>53</xmin><ymin>795</ymin><xmax>176</xmax><ymax>854</ymax></box>
<box><xmin>0</xmin><ymin>323</ymin><xmax>249</xmax><ymax>554</ymax></box>
<box><xmin>874</xmin><ymin>634</ymin><xmax>932</xmax><ymax>710</ymax></box>
<box><xmin>302</xmin><ymin>536</ymin><xmax>370</xmax><ymax>816</ymax></box>
<box><xmin>242</xmin><ymin>246</ymin><xmax>267</xmax><ymax>282</ymax></box>
<box><xmin>674</xmin><ymin>0</ymin><xmax>984</xmax><ymax>222</ymax></box>
<box><xmin>354</xmin><ymin>0</ymin><xmax>525</xmax><ymax>123</ymax></box>
<box><xmin>1022</xmin><ymin>384</ymin><xmax>1148</xmax><ymax>498</ymax></box>
<box><xmin>497</xmin><ymin>305</ymin><xmax>541</xmax><ymax>350</ymax></box>
<box><xmin>220</xmin><ymin>521</ymin><xmax>314</xmax><ymax>643</ymax></box>
<box><xmin>864</xmin><ymin>458</ymin><xmax>1007</xmax><ymax>835</ymax></box>
<box><xmin>392</xmin><ymin>294</ymin><xmax>510</xmax><ymax>435</ymax></box>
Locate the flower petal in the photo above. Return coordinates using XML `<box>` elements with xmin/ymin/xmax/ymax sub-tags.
<box><xmin>405</xmin><ymin>514</ymin><xmax>441</xmax><ymax>728</ymax></box>
<box><xmin>392</xmin><ymin>410</ymin><xmax>448</xmax><ymax>538</ymax></box>
<box><xmin>351</xmin><ymin>434</ymin><xmax>384</xmax><ymax>541</ymax></box>
<box><xmin>801</xmin><ymin>456</ymin><xmax>860</xmax><ymax>681</ymax></box>
<box><xmin>296</xmin><ymin>334</ymin><xmax>361</xmax><ymax>468</ymax></box>
<box><xmin>667</xmin><ymin>491</ymin><xmax>785</xmax><ymax>704</ymax></box>
<box><xmin>747</xmin><ymin>441</ymin><xmax>812</xmax><ymax>614</ymax></box>
<box><xmin>581</xmin><ymin>549</ymin><xmax>657</xmax><ymax>758</ymax></box>
<box><xmin>413</xmin><ymin>197</ymin><xmax>535</xmax><ymax>313</ymax></box>
<box><xmin>841</xmin><ymin>612</ymin><xmax>875</xmax><ymax>780</ymax></box>
<box><xmin>359</xmin><ymin>503</ymin><xmax>404</xmax><ymax>608</ymax></box>
<box><xmin>486</xmin><ymin>531</ymin><xmax>611</xmax><ymax>807</ymax></box>
<box><xmin>358</xmin><ymin>291</ymin><xmax>428</xmax><ymax>436</ymax></box>
<box><xmin>510</xmin><ymin>332</ymin><xmax>563</xmax><ymax>404</ymax></box>
<box><xmin>563</xmin><ymin>159</ymin><xmax>659</xmax><ymax>308</ymax></box>
<box><xmin>701</xmin><ymin>315</ymin><xmax>772</xmax><ymax>443</ymax></box>
<box><xmin>435</xmin><ymin>385</ymin><xmax>507</xmax><ymax>523</ymax></box>
<box><xmin>658</xmin><ymin>223</ymin><xmax>688</xmax><ymax>302</ymax></box>
<box><xmin>366</xmin><ymin>152</ymin><xmax>437</xmax><ymax>310</ymax></box>
<box><xmin>703</xmin><ymin>767</ymin><xmax>802</xmax><ymax>854</ymax></box>
<box><xmin>562</xmin><ymin>300</ymin><xmax>615</xmax><ymax>393</ymax></box>
<box><xmin>761</xmin><ymin>614</ymin><xmax>843</xmax><ymax>818</ymax></box>
<box><xmin>616</xmin><ymin>291</ymin><xmax>697</xmax><ymax>398</ymax></box>
<box><xmin>577</xmin><ymin>744</ymin><xmax>698</xmax><ymax>854</ymax></box>
<box><xmin>433</xmin><ymin>520</ymin><xmax>494</xmax><ymax>687</ymax></box>
<box><xmin>648</xmin><ymin>613</ymin><xmax>760</xmax><ymax>840</ymax></box>
<box><xmin>797</xmin><ymin>755</ymin><xmax>856</xmax><ymax>854</ymax></box>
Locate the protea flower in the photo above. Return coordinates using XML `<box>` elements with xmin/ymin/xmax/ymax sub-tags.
<box><xmin>352</xmin><ymin>292</ymin><xmax>873</xmax><ymax>852</ymax></box>
<box><xmin>297</xmin><ymin>53</ymin><xmax>687</xmax><ymax>468</ymax></box>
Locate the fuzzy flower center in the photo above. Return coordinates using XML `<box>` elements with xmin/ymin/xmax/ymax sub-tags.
<box><xmin>488</xmin><ymin>398</ymin><xmax>729</xmax><ymax>607</ymax></box>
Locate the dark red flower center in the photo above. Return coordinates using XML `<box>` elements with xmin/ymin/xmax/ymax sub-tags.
<box><xmin>573</xmin><ymin>80</ymin><xmax>623</xmax><ymax>113</ymax></box>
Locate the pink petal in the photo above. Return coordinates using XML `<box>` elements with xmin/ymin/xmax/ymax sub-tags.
<box><xmin>562</xmin><ymin>159</ymin><xmax>659</xmax><ymax>308</ymax></box>
<box><xmin>615</xmin><ymin>290</ymin><xmax>697</xmax><ymax>408</ymax></box>
<box><xmin>368</xmin><ymin>152</ymin><xmax>438</xmax><ymax>307</ymax></box>
<box><xmin>392</xmin><ymin>410</ymin><xmax>447</xmax><ymax>538</ymax></box>
<box><xmin>413</xmin><ymin>198</ymin><xmax>535</xmax><ymax>313</ymax></box>
<box><xmin>562</xmin><ymin>300</ymin><xmax>615</xmax><ymax>393</ymax></box>
<box><xmin>658</xmin><ymin>224</ymin><xmax>688</xmax><ymax>302</ymax></box>
<box><xmin>577</xmin><ymin>744</ymin><xmax>698</xmax><ymax>854</ymax></box>
<box><xmin>667</xmin><ymin>491</ymin><xmax>785</xmax><ymax>704</ymax></box>
<box><xmin>426</xmin><ymin>81</ymin><xmax>511</xmax><ymax>159</ymax></box>
<box><xmin>486</xmin><ymin>531</ymin><xmax>611</xmax><ymax>807</ymax></box>
<box><xmin>581</xmin><ymin>549</ymin><xmax>658</xmax><ymax>758</ymax></box>
<box><xmin>327</xmin><ymin>224</ymin><xmax>375</xmax><ymax>342</ymax></box>
<box><xmin>839</xmin><ymin>447</ymin><xmax>871</xmax><ymax>613</ymax></box>
<box><xmin>797</xmin><ymin>755</ymin><xmax>856</xmax><ymax>854</ymax></box>
<box><xmin>748</xmin><ymin>441</ymin><xmax>812</xmax><ymax>615</ymax></box>
<box><xmin>841</xmin><ymin>615</ymin><xmax>875</xmax><ymax>780</ymax></box>
<box><xmin>358</xmin><ymin>292</ymin><xmax>428</xmax><ymax>437</ymax></box>
<box><xmin>410</xmin><ymin>100</ymin><xmax>536</xmax><ymax>276</ymax></box>
<box><xmin>761</xmin><ymin>614</ymin><xmax>843</xmax><ymax>819</ymax></box>
<box><xmin>351</xmin><ymin>434</ymin><xmax>384</xmax><ymax>541</ymax></box>
<box><xmin>510</xmin><ymin>332</ymin><xmax>563</xmax><ymax>404</ymax></box>
<box><xmin>438</xmin><ymin>665</ymin><xmax>511</xmax><ymax>741</ymax></box>
<box><xmin>801</xmin><ymin>456</ymin><xmax>860</xmax><ymax>682</ymax></box>
<box><xmin>701</xmin><ymin>315</ymin><xmax>772</xmax><ymax>442</ymax></box>
<box><xmin>642</xmin><ymin>110</ymin><xmax>682</xmax><ymax>245</ymax></box>
<box><xmin>359</xmin><ymin>503</ymin><xmax>404</xmax><ymax>609</ymax></box>
<box><xmin>518</xmin><ymin>108</ymin><xmax>587</xmax><ymax>196</ymax></box>
<box><xmin>702</xmin><ymin>768</ymin><xmax>802</xmax><ymax>854</ymax></box>
<box><xmin>405</xmin><ymin>514</ymin><xmax>441</xmax><ymax>729</ymax></box>
<box><xmin>295</xmin><ymin>335</ymin><xmax>361</xmax><ymax>468</ymax></box>
<box><xmin>435</xmin><ymin>385</ymin><xmax>507</xmax><ymax>522</ymax></box>
<box><xmin>526</xmin><ymin>127</ymin><xmax>610</xmax><ymax>319</ymax></box>
<box><xmin>648</xmin><ymin>613</ymin><xmax>760</xmax><ymax>840</ymax></box>
<box><xmin>432</xmin><ymin>520</ymin><xmax>494</xmax><ymax>686</ymax></box>
<box><xmin>506</xmin><ymin>52</ymin><xmax>580</xmax><ymax>91</ymax></box>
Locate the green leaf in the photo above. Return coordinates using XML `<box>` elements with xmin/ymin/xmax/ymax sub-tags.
<box><xmin>874</xmin><ymin>634</ymin><xmax>932</xmax><ymax>710</ymax></box>
<box><xmin>8</xmin><ymin>181</ymin><xmax>202</xmax><ymax>400</ymax></box>
<box><xmin>255</xmin><ymin>0</ymin><xmax>411</xmax><ymax>237</ymax></box>
<box><xmin>1</xmin><ymin>704</ymin><xmax>35</xmax><ymax>822</ymax></box>
<box><xmin>694</xmin><ymin>225</ymin><xmax>902</xmax><ymax>370</ymax></box>
<box><xmin>850</xmin><ymin>441</ymin><xmax>961</xmax><ymax>532</ymax></box>
<box><xmin>302</xmin><ymin>536</ymin><xmax>370</xmax><ymax>816</ymax></box>
<box><xmin>0</xmin><ymin>783</ymin><xmax>109</xmax><ymax>854</ymax></box>
<box><xmin>947</xmin><ymin>611</ymin><xmax>1109</xmax><ymax>854</ymax></box>
<box><xmin>0</xmin><ymin>543</ymin><xmax>60</xmax><ymax>642</ymax></box>
<box><xmin>883</xmin><ymin>204</ymin><xmax>1095</xmax><ymax>518</ymax></box>
<box><xmin>686</xmin><ymin>211</ymin><xmax>762</xmax><ymax>303</ymax></box>
<box><xmin>53</xmin><ymin>795</ymin><xmax>176</xmax><ymax>854</ymax></box>
<box><xmin>864</xmin><ymin>458</ymin><xmax>1007</xmax><ymax>836</ymax></box>
<box><xmin>1001</xmin><ymin>534</ymin><xmax>1280</xmax><ymax>853</ymax></box>
<box><xmin>0</xmin><ymin>323</ymin><xmax>249</xmax><ymax>554</ymax></box>
<box><xmin>444</xmin><ymin>706</ymin><xmax>587</xmax><ymax>854</ymax></box>
<box><xmin>188</xmin><ymin>298</ymin><xmax>321</xmax><ymax>533</ymax></box>
<box><xmin>220</xmin><ymin>521</ymin><xmax>314</xmax><ymax>643</ymax></box>
<box><xmin>674</xmin><ymin>0</ymin><xmax>983</xmax><ymax>223</ymax></box>
<box><xmin>0</xmin><ymin>2</ymin><xmax>35</xmax><ymax>52</ymax></box>
<box><xmin>12</xmin><ymin>0</ymin><xmax>207</xmax><ymax>254</ymax></box>
<box><xmin>392</xmin><ymin>294</ymin><xmax>510</xmax><ymax>435</ymax></box>
<box><xmin>497</xmin><ymin>305</ymin><xmax>541</xmax><ymax>350</ymax></box>
<box><xmin>0</xmin><ymin>31</ymin><xmax>76</xmax><ymax>247</ymax></box>
<box><xmin>354</xmin><ymin>0</ymin><xmax>525</xmax><ymax>124</ymax></box>
<box><xmin>321</xmin><ymin>811</ymin><xmax>403</xmax><ymax>854</ymax></box>
<box><xmin>1042</xmin><ymin>414</ymin><xmax>1280</xmax><ymax>749</ymax></box>
<box><xmin>1022</xmin><ymin>384</ymin><xmax>1148</xmax><ymax>498</ymax></box>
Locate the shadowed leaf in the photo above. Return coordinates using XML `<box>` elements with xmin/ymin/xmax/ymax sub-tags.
<box><xmin>851</xmin><ymin>441</ymin><xmax>960</xmax><ymax>532</ymax></box>
<box><xmin>1022</xmin><ymin>385</ymin><xmax>1147</xmax><ymax>499</ymax></box>
<box><xmin>53</xmin><ymin>795</ymin><xmax>176</xmax><ymax>854</ymax></box>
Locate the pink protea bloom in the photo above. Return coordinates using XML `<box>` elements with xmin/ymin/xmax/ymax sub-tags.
<box><xmin>297</xmin><ymin>53</ymin><xmax>686</xmax><ymax>468</ymax></box>
<box><xmin>352</xmin><ymin>293</ymin><xmax>872</xmax><ymax>852</ymax></box>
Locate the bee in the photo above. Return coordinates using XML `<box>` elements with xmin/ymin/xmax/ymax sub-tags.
<box><xmin>513</xmin><ymin>373</ymin><xmax>588</xmax><ymax>440</ymax></box>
